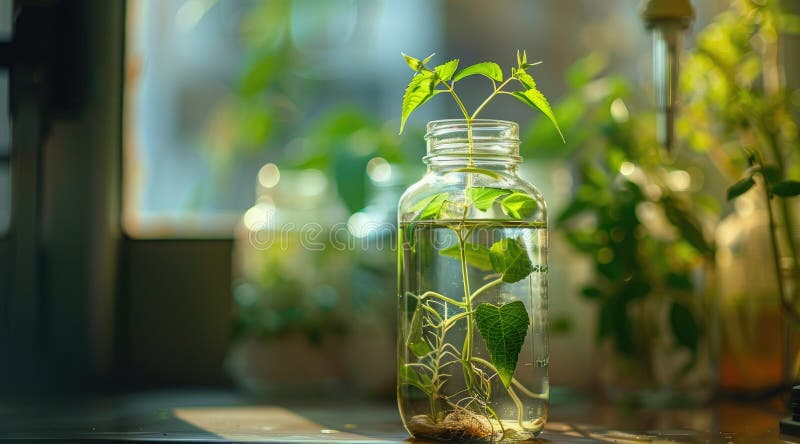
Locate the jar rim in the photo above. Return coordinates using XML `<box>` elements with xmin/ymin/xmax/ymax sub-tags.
<box><xmin>425</xmin><ymin>119</ymin><xmax>519</xmax><ymax>140</ymax></box>
<box><xmin>423</xmin><ymin>119</ymin><xmax>521</xmax><ymax>164</ymax></box>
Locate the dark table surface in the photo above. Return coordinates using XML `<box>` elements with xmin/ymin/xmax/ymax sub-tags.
<box><xmin>0</xmin><ymin>389</ymin><xmax>794</xmax><ymax>443</ymax></box>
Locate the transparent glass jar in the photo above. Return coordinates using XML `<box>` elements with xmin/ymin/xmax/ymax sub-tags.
<box><xmin>397</xmin><ymin>120</ymin><xmax>549</xmax><ymax>442</ymax></box>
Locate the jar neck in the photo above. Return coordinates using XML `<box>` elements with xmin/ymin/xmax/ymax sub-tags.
<box><xmin>423</xmin><ymin>119</ymin><xmax>521</xmax><ymax>173</ymax></box>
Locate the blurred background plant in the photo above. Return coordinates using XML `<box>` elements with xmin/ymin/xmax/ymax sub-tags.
<box><xmin>532</xmin><ymin>54</ymin><xmax>718</xmax><ymax>404</ymax></box>
<box><xmin>679</xmin><ymin>0</ymin><xmax>800</xmax><ymax>395</ymax></box>
<box><xmin>214</xmin><ymin>2</ymin><xmax>425</xmax><ymax>397</ymax></box>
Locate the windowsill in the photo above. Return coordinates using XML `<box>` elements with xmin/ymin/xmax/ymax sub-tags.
<box><xmin>0</xmin><ymin>389</ymin><xmax>788</xmax><ymax>443</ymax></box>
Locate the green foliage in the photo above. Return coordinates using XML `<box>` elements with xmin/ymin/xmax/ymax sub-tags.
<box><xmin>501</xmin><ymin>192</ymin><xmax>538</xmax><ymax>219</ymax></box>
<box><xmin>398</xmin><ymin>51</ymin><xmax>563</xmax><ymax>140</ymax></box>
<box><xmin>410</xmin><ymin>193</ymin><xmax>449</xmax><ymax>220</ymax></box>
<box><xmin>772</xmin><ymin>180</ymin><xmax>800</xmax><ymax>198</ymax></box>
<box><xmin>469</xmin><ymin>187</ymin><xmax>510</xmax><ymax>211</ymax></box>
<box><xmin>400</xmin><ymin>71</ymin><xmax>441</xmax><ymax>134</ymax></box>
<box><xmin>489</xmin><ymin>238</ymin><xmax>534</xmax><ymax>283</ymax></box>
<box><xmin>398</xmin><ymin>50</ymin><xmax>552</xmax><ymax>426</ymax></box>
<box><xmin>474</xmin><ymin>301</ymin><xmax>530</xmax><ymax>388</ymax></box>
<box><xmin>510</xmin><ymin>89</ymin><xmax>564</xmax><ymax>142</ymax></box>
<box><xmin>669</xmin><ymin>301</ymin><xmax>699</xmax><ymax>356</ymax></box>
<box><xmin>400</xmin><ymin>363</ymin><xmax>433</xmax><ymax>393</ymax></box>
<box><xmin>434</xmin><ymin>59</ymin><xmax>460</xmax><ymax>82</ymax></box>
<box><xmin>453</xmin><ymin>62</ymin><xmax>503</xmax><ymax>82</ymax></box>
<box><xmin>407</xmin><ymin>300</ymin><xmax>434</xmax><ymax>358</ymax></box>
<box><xmin>439</xmin><ymin>242</ymin><xmax>493</xmax><ymax>271</ymax></box>
<box><xmin>548</xmin><ymin>55</ymin><xmax>715</xmax><ymax>374</ymax></box>
<box><xmin>726</xmin><ymin>177</ymin><xmax>755</xmax><ymax>200</ymax></box>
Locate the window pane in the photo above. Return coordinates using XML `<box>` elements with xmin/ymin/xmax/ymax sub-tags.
<box><xmin>124</xmin><ymin>0</ymin><xmax>442</xmax><ymax>237</ymax></box>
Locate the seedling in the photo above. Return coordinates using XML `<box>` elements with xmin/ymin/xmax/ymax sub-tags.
<box><xmin>397</xmin><ymin>51</ymin><xmax>562</xmax><ymax>440</ymax></box>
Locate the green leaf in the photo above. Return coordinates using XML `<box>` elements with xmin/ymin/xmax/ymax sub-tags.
<box><xmin>726</xmin><ymin>176</ymin><xmax>755</xmax><ymax>200</ymax></box>
<box><xmin>402</xmin><ymin>52</ymin><xmax>434</xmax><ymax>71</ymax></box>
<box><xmin>510</xmin><ymin>89</ymin><xmax>565</xmax><ymax>142</ymax></box>
<box><xmin>399</xmin><ymin>363</ymin><xmax>433</xmax><ymax>393</ymax></box>
<box><xmin>580</xmin><ymin>287</ymin><xmax>604</xmax><ymax>300</ymax></box>
<box><xmin>489</xmin><ymin>238</ymin><xmax>533</xmax><ymax>283</ymax></box>
<box><xmin>406</xmin><ymin>302</ymin><xmax>433</xmax><ymax>358</ymax></box>
<box><xmin>501</xmin><ymin>192</ymin><xmax>538</xmax><ymax>219</ymax></box>
<box><xmin>469</xmin><ymin>187</ymin><xmax>510</xmax><ymax>211</ymax></box>
<box><xmin>434</xmin><ymin>59</ymin><xmax>459</xmax><ymax>82</ymax></box>
<box><xmin>409</xmin><ymin>192</ymin><xmax>448</xmax><ymax>220</ymax></box>
<box><xmin>661</xmin><ymin>196</ymin><xmax>713</xmax><ymax>257</ymax></box>
<box><xmin>513</xmin><ymin>70</ymin><xmax>536</xmax><ymax>90</ymax></box>
<box><xmin>598</xmin><ymin>298</ymin><xmax>634</xmax><ymax>356</ymax></box>
<box><xmin>452</xmin><ymin>167</ymin><xmax>501</xmax><ymax>179</ymax></box>
<box><xmin>453</xmin><ymin>62</ymin><xmax>503</xmax><ymax>82</ymax></box>
<box><xmin>405</xmin><ymin>193</ymin><xmax>448</xmax><ymax>250</ymax></box>
<box><xmin>669</xmin><ymin>301</ymin><xmax>699</xmax><ymax>355</ymax></box>
<box><xmin>400</xmin><ymin>71</ymin><xmax>440</xmax><ymax>134</ymax></box>
<box><xmin>439</xmin><ymin>242</ymin><xmax>493</xmax><ymax>271</ymax></box>
<box><xmin>772</xmin><ymin>180</ymin><xmax>800</xmax><ymax>197</ymax></box>
<box><xmin>474</xmin><ymin>301</ymin><xmax>530</xmax><ymax>388</ymax></box>
<box><xmin>758</xmin><ymin>165</ymin><xmax>782</xmax><ymax>184</ymax></box>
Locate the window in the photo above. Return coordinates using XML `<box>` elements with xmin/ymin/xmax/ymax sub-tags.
<box><xmin>124</xmin><ymin>0</ymin><xmax>442</xmax><ymax>237</ymax></box>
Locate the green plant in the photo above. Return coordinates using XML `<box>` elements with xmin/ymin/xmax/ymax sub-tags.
<box><xmin>400</xmin><ymin>51</ymin><xmax>563</xmax><ymax>142</ymax></box>
<box><xmin>681</xmin><ymin>0</ymin><xmax>800</xmax><ymax>330</ymax></box>
<box><xmin>397</xmin><ymin>52</ymin><xmax>560</xmax><ymax>438</ymax></box>
<box><xmin>543</xmin><ymin>54</ymin><xmax>716</xmax><ymax>395</ymax></box>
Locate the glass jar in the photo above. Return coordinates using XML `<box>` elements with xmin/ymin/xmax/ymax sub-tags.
<box><xmin>716</xmin><ymin>187</ymin><xmax>799</xmax><ymax>395</ymax></box>
<box><xmin>227</xmin><ymin>166</ymin><xmax>352</xmax><ymax>397</ymax></box>
<box><xmin>397</xmin><ymin>120</ymin><xmax>549</xmax><ymax>441</ymax></box>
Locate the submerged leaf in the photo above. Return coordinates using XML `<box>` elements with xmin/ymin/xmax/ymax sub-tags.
<box><xmin>404</xmin><ymin>193</ymin><xmax>448</xmax><ymax>250</ymax></box>
<box><xmin>453</xmin><ymin>62</ymin><xmax>503</xmax><ymax>82</ymax></box>
<box><xmin>410</xmin><ymin>193</ymin><xmax>448</xmax><ymax>220</ymax></box>
<box><xmin>399</xmin><ymin>363</ymin><xmax>433</xmax><ymax>393</ymax></box>
<box><xmin>501</xmin><ymin>192</ymin><xmax>538</xmax><ymax>219</ymax></box>
<box><xmin>475</xmin><ymin>301</ymin><xmax>530</xmax><ymax>388</ymax></box>
<box><xmin>406</xmin><ymin>301</ymin><xmax>433</xmax><ymax>358</ymax></box>
<box><xmin>452</xmin><ymin>167</ymin><xmax>501</xmax><ymax>179</ymax></box>
<box><xmin>511</xmin><ymin>89</ymin><xmax>564</xmax><ymax>142</ymax></box>
<box><xmin>470</xmin><ymin>187</ymin><xmax>510</xmax><ymax>211</ymax></box>
<box><xmin>489</xmin><ymin>238</ymin><xmax>533</xmax><ymax>283</ymax></box>
<box><xmin>439</xmin><ymin>242</ymin><xmax>493</xmax><ymax>270</ymax></box>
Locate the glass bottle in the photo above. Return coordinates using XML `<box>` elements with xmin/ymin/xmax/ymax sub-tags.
<box><xmin>397</xmin><ymin>120</ymin><xmax>549</xmax><ymax>441</ymax></box>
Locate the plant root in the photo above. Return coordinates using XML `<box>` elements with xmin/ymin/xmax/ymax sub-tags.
<box><xmin>407</xmin><ymin>410</ymin><xmax>497</xmax><ymax>441</ymax></box>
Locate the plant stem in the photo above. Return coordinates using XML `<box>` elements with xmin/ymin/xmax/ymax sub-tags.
<box><xmin>761</xmin><ymin>171</ymin><xmax>800</xmax><ymax>322</ymax></box>
<box><xmin>471</xmin><ymin>278</ymin><xmax>504</xmax><ymax>302</ymax></box>
<box><xmin>441</xmin><ymin>80</ymin><xmax>470</xmax><ymax>122</ymax></box>
<box><xmin>457</xmin><ymin>231</ymin><xmax>477</xmax><ymax>394</ymax></box>
<box><xmin>760</xmin><ymin>119</ymin><xmax>800</xmax><ymax>311</ymax></box>
<box><xmin>420</xmin><ymin>290</ymin><xmax>468</xmax><ymax>309</ymax></box>
<box><xmin>471</xmin><ymin>78</ymin><xmax>515</xmax><ymax>120</ymax></box>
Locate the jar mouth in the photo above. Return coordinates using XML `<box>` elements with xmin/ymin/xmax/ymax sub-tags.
<box><xmin>425</xmin><ymin>119</ymin><xmax>519</xmax><ymax>141</ymax></box>
<box><xmin>424</xmin><ymin>119</ymin><xmax>520</xmax><ymax>164</ymax></box>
